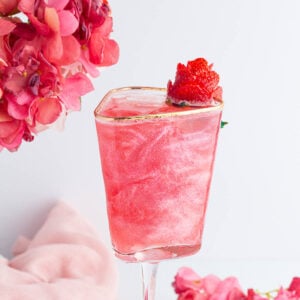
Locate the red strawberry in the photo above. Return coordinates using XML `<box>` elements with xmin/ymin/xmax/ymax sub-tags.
<box><xmin>167</xmin><ymin>58</ymin><xmax>223</xmax><ymax>106</ymax></box>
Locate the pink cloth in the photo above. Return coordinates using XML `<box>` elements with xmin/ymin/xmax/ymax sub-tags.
<box><xmin>0</xmin><ymin>202</ymin><xmax>118</xmax><ymax>299</ymax></box>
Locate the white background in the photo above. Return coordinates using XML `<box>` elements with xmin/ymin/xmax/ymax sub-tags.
<box><xmin>1</xmin><ymin>0</ymin><xmax>300</xmax><ymax>298</ymax></box>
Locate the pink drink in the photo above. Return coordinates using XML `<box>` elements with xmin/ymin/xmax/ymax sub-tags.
<box><xmin>95</xmin><ymin>87</ymin><xmax>223</xmax><ymax>262</ymax></box>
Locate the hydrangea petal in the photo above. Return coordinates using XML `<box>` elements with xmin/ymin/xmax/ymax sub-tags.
<box><xmin>0</xmin><ymin>104</ymin><xmax>25</xmax><ymax>145</ymax></box>
<box><xmin>89</xmin><ymin>35</ymin><xmax>119</xmax><ymax>66</ymax></box>
<box><xmin>96</xmin><ymin>16</ymin><xmax>113</xmax><ymax>37</ymax></box>
<box><xmin>18</xmin><ymin>0</ymin><xmax>35</xmax><ymax>14</ymax></box>
<box><xmin>178</xmin><ymin>289</ymin><xmax>206</xmax><ymax>300</ymax></box>
<box><xmin>0</xmin><ymin>18</ymin><xmax>16</xmax><ymax>36</ymax></box>
<box><xmin>14</xmin><ymin>90</ymin><xmax>34</xmax><ymax>105</ymax></box>
<box><xmin>44</xmin><ymin>7</ymin><xmax>60</xmax><ymax>33</ymax></box>
<box><xmin>42</xmin><ymin>33</ymin><xmax>63</xmax><ymax>63</ymax></box>
<box><xmin>99</xmin><ymin>38</ymin><xmax>119</xmax><ymax>66</ymax></box>
<box><xmin>79</xmin><ymin>49</ymin><xmax>100</xmax><ymax>78</ymax></box>
<box><xmin>0</xmin><ymin>105</ymin><xmax>12</xmax><ymax>122</ymax></box>
<box><xmin>13</xmin><ymin>23</ymin><xmax>36</xmax><ymax>40</ymax></box>
<box><xmin>59</xmin><ymin>73</ymin><xmax>94</xmax><ymax>111</ymax></box>
<box><xmin>287</xmin><ymin>277</ymin><xmax>300</xmax><ymax>298</ymax></box>
<box><xmin>58</xmin><ymin>10</ymin><xmax>79</xmax><ymax>36</ymax></box>
<box><xmin>0</xmin><ymin>37</ymin><xmax>7</xmax><ymax>62</ymax></box>
<box><xmin>7</xmin><ymin>100</ymin><xmax>29</xmax><ymax>120</ymax></box>
<box><xmin>54</xmin><ymin>35</ymin><xmax>81</xmax><ymax>65</ymax></box>
<box><xmin>4</xmin><ymin>71</ymin><xmax>27</xmax><ymax>94</ymax></box>
<box><xmin>0</xmin><ymin>0</ymin><xmax>119</xmax><ymax>151</ymax></box>
<box><xmin>173</xmin><ymin>267</ymin><xmax>203</xmax><ymax>293</ymax></box>
<box><xmin>210</xmin><ymin>277</ymin><xmax>243</xmax><ymax>300</ymax></box>
<box><xmin>0</xmin><ymin>0</ymin><xmax>18</xmax><ymax>15</ymax></box>
<box><xmin>202</xmin><ymin>275</ymin><xmax>222</xmax><ymax>295</ymax></box>
<box><xmin>33</xmin><ymin>98</ymin><xmax>62</xmax><ymax>125</ymax></box>
<box><xmin>27</xmin><ymin>13</ymin><xmax>51</xmax><ymax>35</ymax></box>
<box><xmin>88</xmin><ymin>30</ymin><xmax>105</xmax><ymax>65</ymax></box>
<box><xmin>0</xmin><ymin>120</ymin><xmax>20</xmax><ymax>138</ymax></box>
<box><xmin>88</xmin><ymin>17</ymin><xmax>119</xmax><ymax>65</ymax></box>
<box><xmin>46</xmin><ymin>0</ymin><xmax>69</xmax><ymax>11</ymax></box>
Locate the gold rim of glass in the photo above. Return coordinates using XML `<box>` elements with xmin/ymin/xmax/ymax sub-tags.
<box><xmin>94</xmin><ymin>86</ymin><xmax>224</xmax><ymax>121</ymax></box>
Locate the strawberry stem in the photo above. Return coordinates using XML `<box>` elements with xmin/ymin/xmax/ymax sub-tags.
<box><xmin>221</xmin><ymin>121</ymin><xmax>228</xmax><ymax>128</ymax></box>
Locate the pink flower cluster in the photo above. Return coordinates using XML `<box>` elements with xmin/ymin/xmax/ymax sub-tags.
<box><xmin>173</xmin><ymin>267</ymin><xmax>300</xmax><ymax>300</ymax></box>
<box><xmin>0</xmin><ymin>0</ymin><xmax>119</xmax><ymax>151</ymax></box>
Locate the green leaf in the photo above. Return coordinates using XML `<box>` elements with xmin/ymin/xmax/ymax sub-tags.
<box><xmin>221</xmin><ymin>121</ymin><xmax>228</xmax><ymax>128</ymax></box>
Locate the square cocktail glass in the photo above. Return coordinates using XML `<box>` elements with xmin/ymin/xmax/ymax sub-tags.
<box><xmin>94</xmin><ymin>86</ymin><xmax>223</xmax><ymax>299</ymax></box>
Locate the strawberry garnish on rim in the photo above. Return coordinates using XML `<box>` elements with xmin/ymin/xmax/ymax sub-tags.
<box><xmin>167</xmin><ymin>58</ymin><xmax>223</xmax><ymax>106</ymax></box>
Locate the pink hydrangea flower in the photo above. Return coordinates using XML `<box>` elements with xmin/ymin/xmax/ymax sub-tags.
<box><xmin>288</xmin><ymin>277</ymin><xmax>300</xmax><ymax>297</ymax></box>
<box><xmin>178</xmin><ymin>289</ymin><xmax>207</xmax><ymax>300</ymax></box>
<box><xmin>173</xmin><ymin>267</ymin><xmax>204</xmax><ymax>293</ymax></box>
<box><xmin>246</xmin><ymin>289</ymin><xmax>268</xmax><ymax>300</ymax></box>
<box><xmin>173</xmin><ymin>267</ymin><xmax>300</xmax><ymax>300</ymax></box>
<box><xmin>274</xmin><ymin>288</ymin><xmax>298</xmax><ymax>300</ymax></box>
<box><xmin>173</xmin><ymin>267</ymin><xmax>246</xmax><ymax>300</ymax></box>
<box><xmin>210</xmin><ymin>277</ymin><xmax>245</xmax><ymax>300</ymax></box>
<box><xmin>0</xmin><ymin>0</ymin><xmax>119</xmax><ymax>151</ymax></box>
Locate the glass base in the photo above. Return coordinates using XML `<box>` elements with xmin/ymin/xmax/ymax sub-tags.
<box><xmin>114</xmin><ymin>243</ymin><xmax>201</xmax><ymax>262</ymax></box>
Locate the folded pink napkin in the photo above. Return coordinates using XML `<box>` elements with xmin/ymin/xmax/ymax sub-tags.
<box><xmin>0</xmin><ymin>202</ymin><xmax>118</xmax><ymax>300</ymax></box>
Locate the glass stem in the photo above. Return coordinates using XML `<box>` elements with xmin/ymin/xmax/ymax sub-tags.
<box><xmin>141</xmin><ymin>262</ymin><xmax>159</xmax><ymax>300</ymax></box>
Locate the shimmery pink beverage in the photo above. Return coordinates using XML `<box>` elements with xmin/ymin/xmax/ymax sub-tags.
<box><xmin>95</xmin><ymin>87</ymin><xmax>223</xmax><ymax>262</ymax></box>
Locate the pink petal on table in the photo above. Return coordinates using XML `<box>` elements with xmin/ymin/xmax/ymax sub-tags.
<box><xmin>288</xmin><ymin>277</ymin><xmax>300</xmax><ymax>295</ymax></box>
<box><xmin>58</xmin><ymin>10</ymin><xmax>79</xmax><ymax>36</ymax></box>
<box><xmin>275</xmin><ymin>288</ymin><xmax>295</xmax><ymax>300</ymax></box>
<box><xmin>227</xmin><ymin>288</ymin><xmax>247</xmax><ymax>300</ymax></box>
<box><xmin>46</xmin><ymin>0</ymin><xmax>69</xmax><ymax>11</ymax></box>
<box><xmin>0</xmin><ymin>18</ymin><xmax>16</xmax><ymax>36</ymax></box>
<box><xmin>173</xmin><ymin>267</ymin><xmax>203</xmax><ymax>293</ymax></box>
<box><xmin>210</xmin><ymin>277</ymin><xmax>243</xmax><ymax>300</ymax></box>
<box><xmin>202</xmin><ymin>275</ymin><xmax>222</xmax><ymax>295</ymax></box>
<box><xmin>178</xmin><ymin>289</ymin><xmax>207</xmax><ymax>300</ymax></box>
<box><xmin>0</xmin><ymin>120</ymin><xmax>25</xmax><ymax>151</ymax></box>
<box><xmin>33</xmin><ymin>98</ymin><xmax>62</xmax><ymax>125</ymax></box>
<box><xmin>59</xmin><ymin>73</ymin><xmax>94</xmax><ymax>111</ymax></box>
